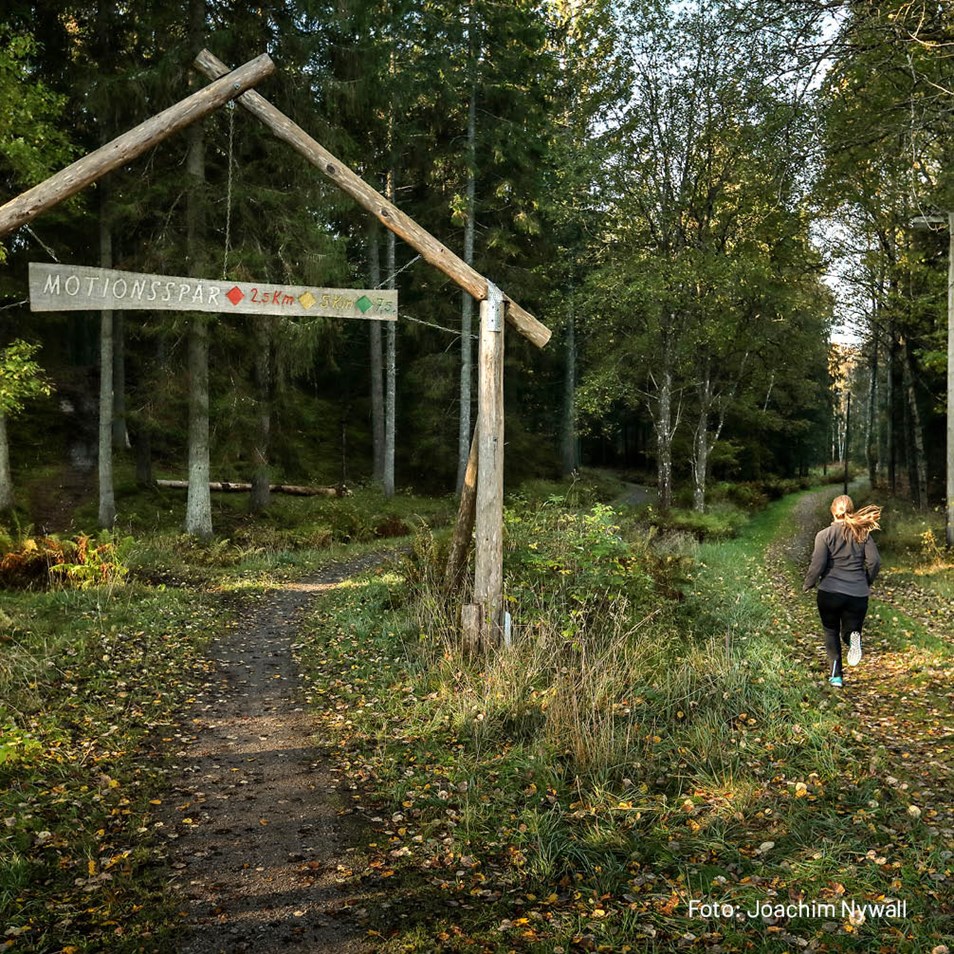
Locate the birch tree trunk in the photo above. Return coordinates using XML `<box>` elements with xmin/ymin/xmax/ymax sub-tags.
<box><xmin>368</xmin><ymin>221</ymin><xmax>385</xmax><ymax>485</ymax></box>
<box><xmin>691</xmin><ymin>361</ymin><xmax>735</xmax><ymax>514</ymax></box>
<box><xmin>648</xmin><ymin>334</ymin><xmax>677</xmax><ymax>510</ymax></box>
<box><xmin>184</xmin><ymin>0</ymin><xmax>212</xmax><ymax>538</ymax></box>
<box><xmin>901</xmin><ymin>339</ymin><xmax>928</xmax><ymax>511</ymax></box>
<box><xmin>94</xmin><ymin>0</ymin><xmax>116</xmax><ymax>529</ymax></box>
<box><xmin>0</xmin><ymin>413</ymin><xmax>12</xmax><ymax>511</ymax></box>
<box><xmin>382</xmin><ymin>30</ymin><xmax>397</xmax><ymax>501</ymax></box>
<box><xmin>652</xmin><ymin>367</ymin><xmax>675</xmax><ymax>510</ymax></box>
<box><xmin>98</xmin><ymin>188</ymin><xmax>117</xmax><ymax>528</ymax></box>
<box><xmin>691</xmin><ymin>371</ymin><xmax>715</xmax><ymax>513</ymax></box>
<box><xmin>692</xmin><ymin>410</ymin><xmax>709</xmax><ymax>513</ymax></box>
<box><xmin>946</xmin><ymin>210</ymin><xmax>953</xmax><ymax>546</ymax></box>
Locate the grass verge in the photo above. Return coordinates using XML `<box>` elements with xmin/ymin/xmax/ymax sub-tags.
<box><xmin>295</xmin><ymin>492</ymin><xmax>952</xmax><ymax>952</ymax></box>
<box><xmin>0</xmin><ymin>581</ymin><xmax>228</xmax><ymax>952</ymax></box>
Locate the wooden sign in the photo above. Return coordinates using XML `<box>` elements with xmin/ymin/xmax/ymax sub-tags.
<box><xmin>28</xmin><ymin>263</ymin><xmax>397</xmax><ymax>320</ymax></box>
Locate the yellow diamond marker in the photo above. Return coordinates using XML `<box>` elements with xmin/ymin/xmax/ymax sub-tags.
<box><xmin>298</xmin><ymin>291</ymin><xmax>317</xmax><ymax>309</ymax></box>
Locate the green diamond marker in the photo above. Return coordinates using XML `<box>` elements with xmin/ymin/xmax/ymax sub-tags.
<box><xmin>355</xmin><ymin>295</ymin><xmax>373</xmax><ymax>314</ymax></box>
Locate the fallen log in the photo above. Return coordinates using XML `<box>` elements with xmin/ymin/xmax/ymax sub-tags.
<box><xmin>155</xmin><ymin>479</ymin><xmax>346</xmax><ymax>497</ymax></box>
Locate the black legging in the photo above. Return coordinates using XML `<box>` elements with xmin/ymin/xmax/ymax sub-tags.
<box><xmin>816</xmin><ymin>590</ymin><xmax>869</xmax><ymax>678</ymax></box>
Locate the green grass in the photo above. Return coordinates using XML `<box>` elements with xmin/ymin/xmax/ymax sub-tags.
<box><xmin>293</xmin><ymin>490</ymin><xmax>952</xmax><ymax>952</ymax></box>
<box><xmin>1</xmin><ymin>475</ymin><xmax>949</xmax><ymax>951</ymax></box>
<box><xmin>0</xmin><ymin>581</ymin><xmax>227</xmax><ymax>952</ymax></box>
<box><xmin>0</xmin><ymin>471</ymin><xmax>459</xmax><ymax>951</ymax></box>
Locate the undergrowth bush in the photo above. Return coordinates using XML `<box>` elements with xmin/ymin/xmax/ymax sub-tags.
<box><xmin>506</xmin><ymin>502</ymin><xmax>657</xmax><ymax>625</ymax></box>
<box><xmin>639</xmin><ymin>502</ymin><xmax>746</xmax><ymax>541</ymax></box>
<box><xmin>397</xmin><ymin>499</ymin><xmax>802</xmax><ymax>792</ymax></box>
<box><xmin>513</xmin><ymin>469</ymin><xmax>625</xmax><ymax>510</ymax></box>
<box><xmin>0</xmin><ymin>532</ymin><xmax>130</xmax><ymax>589</ymax></box>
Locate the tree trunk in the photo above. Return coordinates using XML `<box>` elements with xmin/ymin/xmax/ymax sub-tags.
<box><xmin>185</xmin><ymin>314</ymin><xmax>212</xmax><ymax>537</ymax></box>
<box><xmin>250</xmin><ymin>319</ymin><xmax>271</xmax><ymax>513</ymax></box>
<box><xmin>457</xmin><ymin>15</ymin><xmax>477</xmax><ymax>493</ymax></box>
<box><xmin>95</xmin><ymin>0</ymin><xmax>116</xmax><ymax>530</ymax></box>
<box><xmin>98</xmin><ymin>188</ymin><xmax>117</xmax><ymax>529</ymax></box>
<box><xmin>445</xmin><ymin>419</ymin><xmax>478</xmax><ymax>592</ymax></box>
<box><xmin>135</xmin><ymin>422</ymin><xmax>153</xmax><ymax>487</ymax></box>
<box><xmin>886</xmin><ymin>325</ymin><xmax>897</xmax><ymax>495</ymax></box>
<box><xmin>651</xmin><ymin>363</ymin><xmax>675</xmax><ymax>510</ymax></box>
<box><xmin>866</xmin><ymin>333</ymin><xmax>879</xmax><ymax>487</ymax></box>
<box><xmin>0</xmin><ymin>412</ymin><xmax>13</xmax><ymax>511</ymax></box>
<box><xmin>691</xmin><ymin>372</ymin><xmax>714</xmax><ymax>514</ymax></box>
<box><xmin>368</xmin><ymin>221</ymin><xmax>385</xmax><ymax>485</ymax></box>
<box><xmin>183</xmin><ymin>0</ymin><xmax>212</xmax><ymax>538</ymax></box>
<box><xmin>901</xmin><ymin>339</ymin><xmax>928</xmax><ymax>511</ymax></box>
<box><xmin>383</xmin><ymin>175</ymin><xmax>397</xmax><ymax>499</ymax></box>
<box><xmin>692</xmin><ymin>409</ymin><xmax>709</xmax><ymax>513</ymax></box>
<box><xmin>561</xmin><ymin>309</ymin><xmax>579</xmax><ymax>476</ymax></box>
<box><xmin>112</xmin><ymin>312</ymin><xmax>128</xmax><ymax>448</ymax></box>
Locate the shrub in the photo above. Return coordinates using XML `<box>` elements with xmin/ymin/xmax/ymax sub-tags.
<box><xmin>506</xmin><ymin>502</ymin><xmax>657</xmax><ymax>628</ymax></box>
<box><xmin>722</xmin><ymin>482</ymin><xmax>769</xmax><ymax>510</ymax></box>
<box><xmin>641</xmin><ymin>504</ymin><xmax>745</xmax><ymax>542</ymax></box>
<box><xmin>0</xmin><ymin>533</ymin><xmax>129</xmax><ymax>589</ymax></box>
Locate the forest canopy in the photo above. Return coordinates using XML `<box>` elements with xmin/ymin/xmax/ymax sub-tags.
<box><xmin>0</xmin><ymin>0</ymin><xmax>950</xmax><ymax>528</ymax></box>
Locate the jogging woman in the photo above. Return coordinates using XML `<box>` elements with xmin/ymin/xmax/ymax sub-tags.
<box><xmin>803</xmin><ymin>495</ymin><xmax>882</xmax><ymax>688</ymax></box>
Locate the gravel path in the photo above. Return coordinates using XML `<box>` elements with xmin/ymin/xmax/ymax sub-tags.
<box><xmin>161</xmin><ymin>557</ymin><xmax>386</xmax><ymax>954</ymax></box>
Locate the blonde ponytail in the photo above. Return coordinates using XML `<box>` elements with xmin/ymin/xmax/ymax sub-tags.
<box><xmin>830</xmin><ymin>495</ymin><xmax>881</xmax><ymax>544</ymax></box>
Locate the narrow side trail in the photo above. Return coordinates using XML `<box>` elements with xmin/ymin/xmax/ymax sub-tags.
<box><xmin>763</xmin><ymin>488</ymin><xmax>953</xmax><ymax>836</ymax></box>
<box><xmin>160</xmin><ymin>556</ymin><xmax>386</xmax><ymax>954</ymax></box>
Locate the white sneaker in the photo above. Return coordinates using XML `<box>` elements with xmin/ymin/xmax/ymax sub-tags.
<box><xmin>847</xmin><ymin>631</ymin><xmax>862</xmax><ymax>667</ymax></box>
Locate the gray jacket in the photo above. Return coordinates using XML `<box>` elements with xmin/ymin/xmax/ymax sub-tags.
<box><xmin>803</xmin><ymin>522</ymin><xmax>881</xmax><ymax>597</ymax></box>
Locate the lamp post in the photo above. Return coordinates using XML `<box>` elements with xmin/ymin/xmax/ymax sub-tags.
<box><xmin>910</xmin><ymin>212</ymin><xmax>954</xmax><ymax>548</ymax></box>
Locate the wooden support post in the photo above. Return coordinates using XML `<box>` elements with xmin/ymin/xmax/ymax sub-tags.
<box><xmin>460</xmin><ymin>604</ymin><xmax>481</xmax><ymax>658</ymax></box>
<box><xmin>473</xmin><ymin>284</ymin><xmax>506</xmax><ymax>649</ymax></box>
<box><xmin>0</xmin><ymin>54</ymin><xmax>276</xmax><ymax>240</ymax></box>
<box><xmin>445</xmin><ymin>416</ymin><xmax>479</xmax><ymax>593</ymax></box>
<box><xmin>192</xmin><ymin>50</ymin><xmax>550</xmax><ymax>350</ymax></box>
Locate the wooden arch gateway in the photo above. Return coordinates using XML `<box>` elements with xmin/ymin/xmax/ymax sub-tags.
<box><xmin>0</xmin><ymin>50</ymin><xmax>552</xmax><ymax>651</ymax></box>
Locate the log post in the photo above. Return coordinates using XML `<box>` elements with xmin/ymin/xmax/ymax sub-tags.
<box><xmin>472</xmin><ymin>284</ymin><xmax>506</xmax><ymax>649</ymax></box>
<box><xmin>444</xmin><ymin>416</ymin><xmax>479</xmax><ymax>593</ymax></box>
<box><xmin>460</xmin><ymin>604</ymin><xmax>481</xmax><ymax>658</ymax></box>
<box><xmin>0</xmin><ymin>54</ymin><xmax>276</xmax><ymax>240</ymax></box>
<box><xmin>191</xmin><ymin>50</ymin><xmax>550</xmax><ymax>350</ymax></box>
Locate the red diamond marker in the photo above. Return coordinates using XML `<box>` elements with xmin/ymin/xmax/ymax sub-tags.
<box><xmin>226</xmin><ymin>286</ymin><xmax>245</xmax><ymax>306</ymax></box>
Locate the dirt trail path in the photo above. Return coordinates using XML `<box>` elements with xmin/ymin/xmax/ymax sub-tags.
<box><xmin>161</xmin><ymin>557</ymin><xmax>386</xmax><ymax>954</ymax></box>
<box><xmin>613</xmin><ymin>480</ymin><xmax>657</xmax><ymax>507</ymax></box>
<box><xmin>765</xmin><ymin>488</ymin><xmax>953</xmax><ymax>835</ymax></box>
